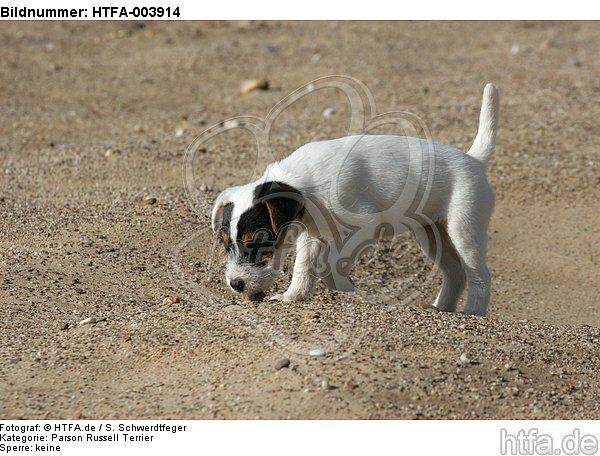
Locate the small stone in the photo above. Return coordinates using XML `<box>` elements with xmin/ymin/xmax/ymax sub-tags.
<box><xmin>309</xmin><ymin>348</ymin><xmax>325</xmax><ymax>357</ymax></box>
<box><xmin>162</xmin><ymin>297</ymin><xmax>180</xmax><ymax>306</ymax></box>
<box><xmin>197</xmin><ymin>147</ymin><xmax>207</xmax><ymax>154</ymax></box>
<box><xmin>175</xmin><ymin>128</ymin><xmax>185</xmax><ymax>137</ymax></box>
<box><xmin>305</xmin><ymin>312</ymin><xmax>321</xmax><ymax>321</ymax></box>
<box><xmin>510</xmin><ymin>44</ymin><xmax>520</xmax><ymax>55</ymax></box>
<box><xmin>199</xmin><ymin>184</ymin><xmax>210</xmax><ymax>192</ymax></box>
<box><xmin>504</xmin><ymin>363</ymin><xmax>513</xmax><ymax>371</ymax></box>
<box><xmin>79</xmin><ymin>317</ymin><xmax>103</xmax><ymax>327</ymax></box>
<box><xmin>274</xmin><ymin>358</ymin><xmax>290</xmax><ymax>370</ymax></box>
<box><xmin>323</xmin><ymin>107</ymin><xmax>335</xmax><ymax>118</ymax></box>
<box><xmin>240</xmin><ymin>78</ymin><xmax>269</xmax><ymax>94</ymax></box>
<box><xmin>567</xmin><ymin>58</ymin><xmax>581</xmax><ymax>67</ymax></box>
<box><xmin>459</xmin><ymin>353</ymin><xmax>472</xmax><ymax>365</ymax></box>
<box><xmin>223</xmin><ymin>119</ymin><xmax>239</xmax><ymax>129</ymax></box>
<box><xmin>321</xmin><ymin>379</ymin><xmax>331</xmax><ymax>390</ymax></box>
<box><xmin>58</xmin><ymin>322</ymin><xmax>69</xmax><ymax>331</ymax></box>
<box><xmin>142</xmin><ymin>196</ymin><xmax>157</xmax><ymax>206</ymax></box>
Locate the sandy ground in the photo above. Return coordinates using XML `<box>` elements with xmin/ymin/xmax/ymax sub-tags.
<box><xmin>1</xmin><ymin>21</ymin><xmax>599</xmax><ymax>419</ymax></box>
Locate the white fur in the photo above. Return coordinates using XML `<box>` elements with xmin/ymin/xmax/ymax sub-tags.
<box><xmin>225</xmin><ymin>259</ymin><xmax>278</xmax><ymax>298</ymax></box>
<box><xmin>213</xmin><ymin>83</ymin><xmax>499</xmax><ymax>316</ymax></box>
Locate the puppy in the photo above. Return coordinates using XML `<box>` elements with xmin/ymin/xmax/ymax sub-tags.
<box><xmin>211</xmin><ymin>83</ymin><xmax>499</xmax><ymax>316</ymax></box>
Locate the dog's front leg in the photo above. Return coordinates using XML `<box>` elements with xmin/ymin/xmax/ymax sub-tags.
<box><xmin>269</xmin><ymin>231</ymin><xmax>322</xmax><ymax>302</ymax></box>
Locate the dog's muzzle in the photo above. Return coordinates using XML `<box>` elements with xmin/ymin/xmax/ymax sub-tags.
<box><xmin>230</xmin><ymin>278</ymin><xmax>245</xmax><ymax>292</ymax></box>
<box><xmin>229</xmin><ymin>278</ymin><xmax>266</xmax><ymax>302</ymax></box>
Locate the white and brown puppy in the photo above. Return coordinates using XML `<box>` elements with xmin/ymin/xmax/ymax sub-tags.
<box><xmin>212</xmin><ymin>83</ymin><xmax>499</xmax><ymax>316</ymax></box>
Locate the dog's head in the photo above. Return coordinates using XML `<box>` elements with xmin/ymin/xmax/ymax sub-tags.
<box><xmin>211</xmin><ymin>181</ymin><xmax>305</xmax><ymax>301</ymax></box>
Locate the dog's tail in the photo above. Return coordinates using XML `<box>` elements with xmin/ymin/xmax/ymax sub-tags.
<box><xmin>467</xmin><ymin>83</ymin><xmax>499</xmax><ymax>169</ymax></box>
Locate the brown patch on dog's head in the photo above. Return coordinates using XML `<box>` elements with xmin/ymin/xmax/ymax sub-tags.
<box><xmin>241</xmin><ymin>231</ymin><xmax>256</xmax><ymax>246</ymax></box>
<box><xmin>219</xmin><ymin>230</ymin><xmax>232</xmax><ymax>246</ymax></box>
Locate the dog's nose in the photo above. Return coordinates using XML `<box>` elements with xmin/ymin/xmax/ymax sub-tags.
<box><xmin>230</xmin><ymin>278</ymin><xmax>245</xmax><ymax>292</ymax></box>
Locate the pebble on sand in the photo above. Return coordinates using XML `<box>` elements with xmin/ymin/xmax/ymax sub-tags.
<box><xmin>223</xmin><ymin>119</ymin><xmax>240</xmax><ymax>129</ymax></box>
<box><xmin>162</xmin><ymin>297</ymin><xmax>180</xmax><ymax>306</ymax></box>
<box><xmin>79</xmin><ymin>317</ymin><xmax>101</xmax><ymax>327</ymax></box>
<box><xmin>309</xmin><ymin>348</ymin><xmax>325</xmax><ymax>357</ymax></box>
<box><xmin>274</xmin><ymin>358</ymin><xmax>290</xmax><ymax>370</ymax></box>
<box><xmin>322</xmin><ymin>107</ymin><xmax>335</xmax><ymax>118</ymax></box>
<box><xmin>240</xmin><ymin>79</ymin><xmax>269</xmax><ymax>95</ymax></box>
<box><xmin>142</xmin><ymin>196</ymin><xmax>157</xmax><ymax>206</ymax></box>
<box><xmin>459</xmin><ymin>353</ymin><xmax>472</xmax><ymax>365</ymax></box>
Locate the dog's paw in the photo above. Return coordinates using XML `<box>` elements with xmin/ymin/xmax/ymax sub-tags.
<box><xmin>268</xmin><ymin>291</ymin><xmax>309</xmax><ymax>303</ymax></box>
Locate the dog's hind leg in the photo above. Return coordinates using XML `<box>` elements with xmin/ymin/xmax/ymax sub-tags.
<box><xmin>445</xmin><ymin>196</ymin><xmax>494</xmax><ymax>317</ymax></box>
<box><xmin>413</xmin><ymin>223</ymin><xmax>466</xmax><ymax>312</ymax></box>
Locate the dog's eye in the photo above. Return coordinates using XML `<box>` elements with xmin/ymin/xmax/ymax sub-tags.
<box><xmin>236</xmin><ymin>239</ymin><xmax>275</xmax><ymax>266</ymax></box>
<box><xmin>237</xmin><ymin>240</ymin><xmax>275</xmax><ymax>252</ymax></box>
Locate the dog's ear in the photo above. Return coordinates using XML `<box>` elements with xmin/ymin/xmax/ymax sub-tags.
<box><xmin>254</xmin><ymin>182</ymin><xmax>304</xmax><ymax>235</ymax></box>
<box><xmin>211</xmin><ymin>189</ymin><xmax>234</xmax><ymax>232</ymax></box>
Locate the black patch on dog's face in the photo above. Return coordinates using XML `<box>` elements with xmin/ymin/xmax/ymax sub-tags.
<box><xmin>236</xmin><ymin>203</ymin><xmax>276</xmax><ymax>266</ymax></box>
<box><xmin>234</xmin><ymin>181</ymin><xmax>304</xmax><ymax>266</ymax></box>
